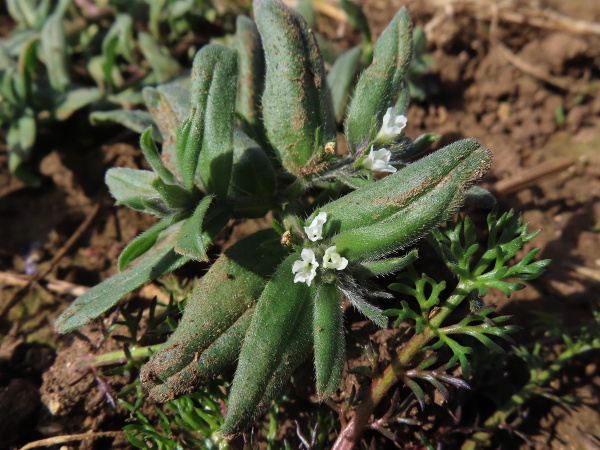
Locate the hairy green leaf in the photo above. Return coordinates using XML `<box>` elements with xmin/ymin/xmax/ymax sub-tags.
<box><xmin>254</xmin><ymin>0</ymin><xmax>335</xmax><ymax>175</ymax></box>
<box><xmin>105</xmin><ymin>168</ymin><xmax>159</xmax><ymax>212</ymax></box>
<box><xmin>313</xmin><ymin>283</ymin><xmax>345</xmax><ymax>399</ymax></box>
<box><xmin>222</xmin><ymin>253</ymin><xmax>312</xmax><ymax>436</ymax></box>
<box><xmin>141</xmin><ymin>229</ymin><xmax>287</xmax><ymax>399</ymax></box>
<box><xmin>315</xmin><ymin>138</ymin><xmax>493</xmax><ymax>237</ymax></box>
<box><xmin>327</xmin><ymin>47</ymin><xmax>362</xmax><ymax>123</ymax></box>
<box><xmin>345</xmin><ymin>7</ymin><xmax>413</xmax><ymax>151</ymax></box>
<box><xmin>233</xmin><ymin>15</ymin><xmax>265</xmax><ymax>134</ymax></box>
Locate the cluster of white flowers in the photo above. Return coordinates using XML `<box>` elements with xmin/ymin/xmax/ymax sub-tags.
<box><xmin>292</xmin><ymin>213</ymin><xmax>348</xmax><ymax>286</ymax></box>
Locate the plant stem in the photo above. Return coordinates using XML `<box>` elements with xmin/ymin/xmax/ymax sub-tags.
<box><xmin>332</xmin><ymin>283</ymin><xmax>471</xmax><ymax>449</ymax></box>
<box><xmin>76</xmin><ymin>344</ymin><xmax>162</xmax><ymax>369</ymax></box>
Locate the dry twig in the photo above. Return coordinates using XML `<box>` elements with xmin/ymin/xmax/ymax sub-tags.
<box><xmin>491</xmin><ymin>157</ymin><xmax>574</xmax><ymax>195</ymax></box>
<box><xmin>20</xmin><ymin>431</ymin><xmax>125</xmax><ymax>450</ymax></box>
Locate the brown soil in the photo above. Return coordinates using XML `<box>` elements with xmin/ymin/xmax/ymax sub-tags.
<box><xmin>1</xmin><ymin>0</ymin><xmax>599</xmax><ymax>448</ymax></box>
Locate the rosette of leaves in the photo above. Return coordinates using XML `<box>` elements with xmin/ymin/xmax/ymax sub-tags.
<box><xmin>55</xmin><ymin>42</ymin><xmax>276</xmax><ymax>333</ymax></box>
<box><xmin>57</xmin><ymin>0</ymin><xmax>496</xmax><ymax>437</ymax></box>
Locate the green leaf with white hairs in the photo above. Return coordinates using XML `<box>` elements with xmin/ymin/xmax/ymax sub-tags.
<box><xmin>327</xmin><ymin>47</ymin><xmax>362</xmax><ymax>123</ymax></box>
<box><xmin>89</xmin><ymin>109</ymin><xmax>155</xmax><ymax>135</ymax></box>
<box><xmin>118</xmin><ymin>218</ymin><xmax>173</xmax><ymax>271</ymax></box>
<box><xmin>177</xmin><ymin>45</ymin><xmax>237</xmax><ymax>197</ymax></box>
<box><xmin>194</xmin><ymin>46</ymin><xmax>237</xmax><ymax>199</ymax></box>
<box><xmin>151</xmin><ymin>178</ymin><xmax>197</xmax><ymax>210</ymax></box>
<box><xmin>55</xmin><ymin>222</ymin><xmax>188</xmax><ymax>333</ymax></box>
<box><xmin>358</xmin><ymin>250</ymin><xmax>418</xmax><ymax>277</ymax></box>
<box><xmin>314</xmin><ymin>138</ymin><xmax>492</xmax><ymax>237</ymax></box>
<box><xmin>333</xmin><ymin>185</ymin><xmax>460</xmax><ymax>261</ymax></box>
<box><xmin>233</xmin><ymin>15</ymin><xmax>265</xmax><ymax>134</ymax></box>
<box><xmin>345</xmin><ymin>7</ymin><xmax>413</xmax><ymax>152</ymax></box>
<box><xmin>105</xmin><ymin>168</ymin><xmax>159</xmax><ymax>212</ymax></box>
<box><xmin>54</xmin><ymin>87</ymin><xmax>103</xmax><ymax>120</ymax></box>
<box><xmin>174</xmin><ymin>195</ymin><xmax>215</xmax><ymax>261</ymax></box>
<box><xmin>254</xmin><ymin>0</ymin><xmax>335</xmax><ymax>175</ymax></box>
<box><xmin>143</xmin><ymin>83</ymin><xmax>190</xmax><ymax>177</ymax></box>
<box><xmin>141</xmin><ymin>229</ymin><xmax>287</xmax><ymax>401</ymax></box>
<box><xmin>313</xmin><ymin>283</ymin><xmax>345</xmax><ymax>399</ymax></box>
<box><xmin>140</xmin><ymin>128</ymin><xmax>176</xmax><ymax>184</ymax></box>
<box><xmin>222</xmin><ymin>253</ymin><xmax>312</xmax><ymax>436</ymax></box>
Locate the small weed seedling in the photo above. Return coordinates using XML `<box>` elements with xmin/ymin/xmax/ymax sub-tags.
<box><xmin>55</xmin><ymin>0</ymin><xmax>553</xmax><ymax>444</ymax></box>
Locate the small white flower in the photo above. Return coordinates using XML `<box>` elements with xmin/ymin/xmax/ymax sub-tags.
<box><xmin>362</xmin><ymin>147</ymin><xmax>397</xmax><ymax>173</ymax></box>
<box><xmin>304</xmin><ymin>212</ymin><xmax>327</xmax><ymax>242</ymax></box>
<box><xmin>292</xmin><ymin>248</ymin><xmax>319</xmax><ymax>286</ymax></box>
<box><xmin>322</xmin><ymin>246</ymin><xmax>348</xmax><ymax>271</ymax></box>
<box><xmin>378</xmin><ymin>107</ymin><xmax>407</xmax><ymax>141</ymax></box>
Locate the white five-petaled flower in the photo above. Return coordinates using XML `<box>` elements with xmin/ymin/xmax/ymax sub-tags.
<box><xmin>322</xmin><ymin>246</ymin><xmax>348</xmax><ymax>271</ymax></box>
<box><xmin>362</xmin><ymin>147</ymin><xmax>397</xmax><ymax>173</ymax></box>
<box><xmin>304</xmin><ymin>212</ymin><xmax>327</xmax><ymax>242</ymax></box>
<box><xmin>378</xmin><ymin>107</ymin><xmax>407</xmax><ymax>141</ymax></box>
<box><xmin>292</xmin><ymin>248</ymin><xmax>319</xmax><ymax>286</ymax></box>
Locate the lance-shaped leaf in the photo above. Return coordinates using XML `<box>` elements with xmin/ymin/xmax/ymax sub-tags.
<box><xmin>138</xmin><ymin>31</ymin><xmax>181</xmax><ymax>84</ymax></box>
<box><xmin>54</xmin><ymin>87</ymin><xmax>104</xmax><ymax>120</ymax></box>
<box><xmin>55</xmin><ymin>223</ymin><xmax>188</xmax><ymax>333</ymax></box>
<box><xmin>118</xmin><ymin>218</ymin><xmax>173</xmax><ymax>271</ymax></box>
<box><xmin>222</xmin><ymin>253</ymin><xmax>312</xmax><ymax>436</ymax></box>
<box><xmin>345</xmin><ymin>8</ymin><xmax>413</xmax><ymax>152</ymax></box>
<box><xmin>313</xmin><ymin>139</ymin><xmax>492</xmax><ymax>237</ymax></box>
<box><xmin>141</xmin><ymin>229</ymin><xmax>287</xmax><ymax>397</ymax></box>
<box><xmin>105</xmin><ymin>168</ymin><xmax>159</xmax><ymax>212</ymax></box>
<box><xmin>229</xmin><ymin>129</ymin><xmax>275</xmax><ymax>217</ymax></box>
<box><xmin>146</xmin><ymin>309</ymin><xmax>254</xmax><ymax>403</ymax></box>
<box><xmin>313</xmin><ymin>283</ymin><xmax>345</xmax><ymax>399</ymax></box>
<box><xmin>327</xmin><ymin>47</ymin><xmax>362</xmax><ymax>123</ymax></box>
<box><xmin>143</xmin><ymin>83</ymin><xmax>190</xmax><ymax>177</ymax></box>
<box><xmin>233</xmin><ymin>15</ymin><xmax>265</xmax><ymax>133</ymax></box>
<box><xmin>140</xmin><ymin>128</ymin><xmax>176</xmax><ymax>184</ymax></box>
<box><xmin>333</xmin><ymin>183</ymin><xmax>461</xmax><ymax>261</ymax></box>
<box><xmin>177</xmin><ymin>45</ymin><xmax>237</xmax><ymax>197</ymax></box>
<box><xmin>254</xmin><ymin>0</ymin><xmax>335</xmax><ymax>174</ymax></box>
<box><xmin>231</xmin><ymin>295</ymin><xmax>312</xmax><ymax>432</ymax></box>
<box><xmin>358</xmin><ymin>250</ymin><xmax>418</xmax><ymax>277</ymax></box>
<box><xmin>174</xmin><ymin>196</ymin><xmax>229</xmax><ymax>261</ymax></box>
<box><xmin>90</xmin><ymin>110</ymin><xmax>155</xmax><ymax>138</ymax></box>
<box><xmin>40</xmin><ymin>12</ymin><xmax>70</xmax><ymax>92</ymax></box>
